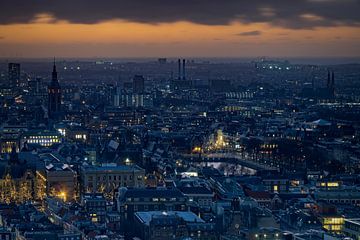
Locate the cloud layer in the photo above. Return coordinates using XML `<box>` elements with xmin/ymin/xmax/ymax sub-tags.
<box><xmin>237</xmin><ymin>31</ymin><xmax>262</xmax><ymax>36</ymax></box>
<box><xmin>1</xmin><ymin>0</ymin><xmax>359</xmax><ymax>29</ymax></box>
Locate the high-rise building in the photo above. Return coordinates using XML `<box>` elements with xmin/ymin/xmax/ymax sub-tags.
<box><xmin>133</xmin><ymin>75</ymin><xmax>145</xmax><ymax>94</ymax></box>
<box><xmin>8</xmin><ymin>63</ymin><xmax>20</xmax><ymax>89</ymax></box>
<box><xmin>48</xmin><ymin>61</ymin><xmax>62</xmax><ymax>119</ymax></box>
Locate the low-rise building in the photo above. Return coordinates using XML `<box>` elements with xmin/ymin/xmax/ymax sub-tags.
<box><xmin>134</xmin><ymin>211</ymin><xmax>216</xmax><ymax>240</ymax></box>
<box><xmin>81</xmin><ymin>164</ymin><xmax>145</xmax><ymax>198</ymax></box>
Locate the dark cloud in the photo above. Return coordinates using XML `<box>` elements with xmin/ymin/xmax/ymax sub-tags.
<box><xmin>0</xmin><ymin>36</ymin><xmax>4</xmax><ymax>40</ymax></box>
<box><xmin>237</xmin><ymin>31</ymin><xmax>262</xmax><ymax>36</ymax></box>
<box><xmin>0</xmin><ymin>0</ymin><xmax>359</xmax><ymax>29</ymax></box>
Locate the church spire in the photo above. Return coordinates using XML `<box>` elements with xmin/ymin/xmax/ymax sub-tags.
<box><xmin>52</xmin><ymin>57</ymin><xmax>58</xmax><ymax>83</ymax></box>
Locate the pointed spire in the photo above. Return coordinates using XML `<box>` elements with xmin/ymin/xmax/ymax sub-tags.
<box><xmin>52</xmin><ymin>57</ymin><xmax>58</xmax><ymax>83</ymax></box>
<box><xmin>53</xmin><ymin>57</ymin><xmax>57</xmax><ymax>73</ymax></box>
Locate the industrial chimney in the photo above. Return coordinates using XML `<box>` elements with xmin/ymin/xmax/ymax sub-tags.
<box><xmin>182</xmin><ymin>59</ymin><xmax>186</xmax><ymax>80</ymax></box>
<box><xmin>178</xmin><ymin>59</ymin><xmax>181</xmax><ymax>80</ymax></box>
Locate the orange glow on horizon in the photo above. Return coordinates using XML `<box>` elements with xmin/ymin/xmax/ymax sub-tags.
<box><xmin>0</xmin><ymin>19</ymin><xmax>359</xmax><ymax>57</ymax></box>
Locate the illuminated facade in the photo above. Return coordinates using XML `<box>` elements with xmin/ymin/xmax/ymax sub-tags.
<box><xmin>316</xmin><ymin>181</ymin><xmax>342</xmax><ymax>190</ymax></box>
<box><xmin>316</xmin><ymin>202</ymin><xmax>344</xmax><ymax>233</ymax></box>
<box><xmin>36</xmin><ymin>163</ymin><xmax>78</xmax><ymax>202</ymax></box>
<box><xmin>0</xmin><ymin>172</ymin><xmax>34</xmax><ymax>204</ymax></box>
<box><xmin>320</xmin><ymin>216</ymin><xmax>344</xmax><ymax>232</ymax></box>
<box><xmin>81</xmin><ymin>164</ymin><xmax>145</xmax><ymax>199</ymax></box>
<box><xmin>21</xmin><ymin>130</ymin><xmax>61</xmax><ymax>147</ymax></box>
<box><xmin>0</xmin><ymin>129</ymin><xmax>21</xmax><ymax>153</ymax></box>
<box><xmin>0</xmin><ymin>149</ymin><xmax>35</xmax><ymax>204</ymax></box>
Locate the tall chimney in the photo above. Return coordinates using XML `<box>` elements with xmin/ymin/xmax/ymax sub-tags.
<box><xmin>182</xmin><ymin>59</ymin><xmax>186</xmax><ymax>80</ymax></box>
<box><xmin>327</xmin><ymin>70</ymin><xmax>331</xmax><ymax>89</ymax></box>
<box><xmin>178</xmin><ymin>59</ymin><xmax>181</xmax><ymax>80</ymax></box>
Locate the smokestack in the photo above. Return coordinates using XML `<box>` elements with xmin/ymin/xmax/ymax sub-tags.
<box><xmin>327</xmin><ymin>70</ymin><xmax>331</xmax><ymax>89</ymax></box>
<box><xmin>178</xmin><ymin>59</ymin><xmax>181</xmax><ymax>80</ymax></box>
<box><xmin>182</xmin><ymin>59</ymin><xmax>186</xmax><ymax>80</ymax></box>
<box><xmin>331</xmin><ymin>71</ymin><xmax>335</xmax><ymax>88</ymax></box>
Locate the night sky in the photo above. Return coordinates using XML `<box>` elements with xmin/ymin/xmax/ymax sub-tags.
<box><xmin>0</xmin><ymin>0</ymin><xmax>359</xmax><ymax>58</ymax></box>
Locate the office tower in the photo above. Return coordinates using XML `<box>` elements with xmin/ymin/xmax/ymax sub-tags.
<box><xmin>133</xmin><ymin>75</ymin><xmax>145</xmax><ymax>94</ymax></box>
<box><xmin>113</xmin><ymin>85</ymin><xmax>122</xmax><ymax>107</ymax></box>
<box><xmin>8</xmin><ymin>63</ymin><xmax>20</xmax><ymax>88</ymax></box>
<box><xmin>48</xmin><ymin>61</ymin><xmax>62</xmax><ymax>119</ymax></box>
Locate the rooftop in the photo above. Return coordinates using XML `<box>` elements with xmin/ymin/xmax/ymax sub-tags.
<box><xmin>135</xmin><ymin>211</ymin><xmax>204</xmax><ymax>226</ymax></box>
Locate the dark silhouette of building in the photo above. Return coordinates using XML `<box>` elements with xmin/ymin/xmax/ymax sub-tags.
<box><xmin>182</xmin><ymin>59</ymin><xmax>186</xmax><ymax>80</ymax></box>
<box><xmin>178</xmin><ymin>59</ymin><xmax>181</xmax><ymax>80</ymax></box>
<box><xmin>8</xmin><ymin>63</ymin><xmax>20</xmax><ymax>89</ymax></box>
<box><xmin>300</xmin><ymin>70</ymin><xmax>335</xmax><ymax>102</ymax></box>
<box><xmin>172</xmin><ymin>58</ymin><xmax>192</xmax><ymax>90</ymax></box>
<box><xmin>48</xmin><ymin>60</ymin><xmax>62</xmax><ymax>119</ymax></box>
<box><xmin>133</xmin><ymin>75</ymin><xmax>145</xmax><ymax>94</ymax></box>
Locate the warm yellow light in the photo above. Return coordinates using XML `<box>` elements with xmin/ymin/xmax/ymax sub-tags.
<box><xmin>327</xmin><ymin>182</ymin><xmax>339</xmax><ymax>187</ymax></box>
<box><xmin>193</xmin><ymin>146</ymin><xmax>202</xmax><ymax>153</ymax></box>
<box><xmin>58</xmin><ymin>191</ymin><xmax>67</xmax><ymax>201</ymax></box>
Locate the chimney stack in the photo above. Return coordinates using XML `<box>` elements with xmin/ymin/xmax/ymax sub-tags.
<box><xmin>178</xmin><ymin>59</ymin><xmax>181</xmax><ymax>80</ymax></box>
<box><xmin>182</xmin><ymin>59</ymin><xmax>186</xmax><ymax>80</ymax></box>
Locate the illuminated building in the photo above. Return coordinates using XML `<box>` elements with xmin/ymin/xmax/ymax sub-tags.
<box><xmin>316</xmin><ymin>180</ymin><xmax>342</xmax><ymax>190</ymax></box>
<box><xmin>36</xmin><ymin>163</ymin><xmax>77</xmax><ymax>202</ymax></box>
<box><xmin>320</xmin><ymin>216</ymin><xmax>344</xmax><ymax>232</ymax></box>
<box><xmin>0</xmin><ymin>137</ymin><xmax>19</xmax><ymax>154</ymax></box>
<box><xmin>21</xmin><ymin>130</ymin><xmax>62</xmax><ymax>147</ymax></box>
<box><xmin>0</xmin><ymin>126</ymin><xmax>23</xmax><ymax>153</ymax></box>
<box><xmin>262</xmin><ymin>175</ymin><xmax>289</xmax><ymax>193</ymax></box>
<box><xmin>81</xmin><ymin>193</ymin><xmax>107</xmax><ymax>223</ymax></box>
<box><xmin>8</xmin><ymin>63</ymin><xmax>20</xmax><ymax>89</ymax></box>
<box><xmin>248</xmin><ymin>228</ymin><xmax>283</xmax><ymax>240</ymax></box>
<box><xmin>315</xmin><ymin>202</ymin><xmax>344</xmax><ymax>233</ymax></box>
<box><xmin>81</xmin><ymin>163</ymin><xmax>145</xmax><ymax>199</ymax></box>
<box><xmin>0</xmin><ymin>147</ymin><xmax>35</xmax><ymax>204</ymax></box>
<box><xmin>70</xmin><ymin>131</ymin><xmax>89</xmax><ymax>143</ymax></box>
